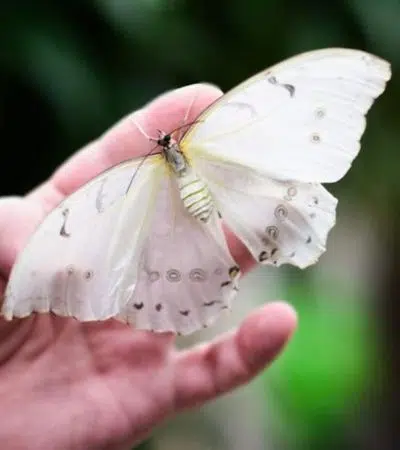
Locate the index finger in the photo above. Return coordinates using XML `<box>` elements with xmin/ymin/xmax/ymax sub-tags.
<box><xmin>27</xmin><ymin>82</ymin><xmax>255</xmax><ymax>271</ymax></box>
<box><xmin>28</xmin><ymin>83</ymin><xmax>223</xmax><ymax>209</ymax></box>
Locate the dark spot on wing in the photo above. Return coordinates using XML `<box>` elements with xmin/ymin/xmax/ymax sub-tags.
<box><xmin>275</xmin><ymin>204</ymin><xmax>288</xmax><ymax>220</ymax></box>
<box><xmin>229</xmin><ymin>266</ymin><xmax>240</xmax><ymax>278</ymax></box>
<box><xmin>283</xmin><ymin>83</ymin><xmax>295</xmax><ymax>97</ymax></box>
<box><xmin>134</xmin><ymin>303</ymin><xmax>144</xmax><ymax>310</ymax></box>
<box><xmin>266</xmin><ymin>225</ymin><xmax>279</xmax><ymax>240</ymax></box>
<box><xmin>311</xmin><ymin>132</ymin><xmax>321</xmax><ymax>143</ymax></box>
<box><xmin>267</xmin><ymin>74</ymin><xmax>295</xmax><ymax>97</ymax></box>
<box><xmin>84</xmin><ymin>270</ymin><xmax>94</xmax><ymax>280</ymax></box>
<box><xmin>259</xmin><ymin>251</ymin><xmax>268</xmax><ymax>262</ymax></box>
<box><xmin>203</xmin><ymin>300</ymin><xmax>217</xmax><ymax>307</ymax></box>
<box><xmin>95</xmin><ymin>179</ymin><xmax>107</xmax><ymax>213</ymax></box>
<box><xmin>60</xmin><ymin>208</ymin><xmax>71</xmax><ymax>237</ymax></box>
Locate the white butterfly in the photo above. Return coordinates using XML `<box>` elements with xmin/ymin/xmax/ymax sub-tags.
<box><xmin>2</xmin><ymin>48</ymin><xmax>391</xmax><ymax>335</ymax></box>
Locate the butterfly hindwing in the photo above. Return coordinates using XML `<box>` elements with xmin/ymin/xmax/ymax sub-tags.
<box><xmin>193</xmin><ymin>155</ymin><xmax>337</xmax><ymax>268</ymax></box>
<box><xmin>117</xmin><ymin>173</ymin><xmax>240</xmax><ymax>335</ymax></box>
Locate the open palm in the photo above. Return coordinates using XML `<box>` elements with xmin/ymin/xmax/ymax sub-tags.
<box><xmin>0</xmin><ymin>84</ymin><xmax>296</xmax><ymax>450</ymax></box>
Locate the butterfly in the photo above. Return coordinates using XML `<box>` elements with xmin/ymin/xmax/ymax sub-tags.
<box><xmin>1</xmin><ymin>48</ymin><xmax>391</xmax><ymax>335</ymax></box>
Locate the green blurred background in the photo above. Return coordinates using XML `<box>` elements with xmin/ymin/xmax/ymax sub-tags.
<box><xmin>1</xmin><ymin>1</ymin><xmax>399</xmax><ymax>449</ymax></box>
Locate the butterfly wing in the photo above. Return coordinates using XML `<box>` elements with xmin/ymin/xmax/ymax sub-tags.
<box><xmin>3</xmin><ymin>156</ymin><xmax>239</xmax><ymax>335</ymax></box>
<box><xmin>193</xmin><ymin>156</ymin><xmax>337</xmax><ymax>268</ymax></box>
<box><xmin>2</xmin><ymin>156</ymin><xmax>165</xmax><ymax>321</ymax></box>
<box><xmin>181</xmin><ymin>48</ymin><xmax>391</xmax><ymax>183</ymax></box>
<box><xmin>116</xmin><ymin>172</ymin><xmax>240</xmax><ymax>335</ymax></box>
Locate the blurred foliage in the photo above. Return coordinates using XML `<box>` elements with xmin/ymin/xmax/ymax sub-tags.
<box><xmin>266</xmin><ymin>279</ymin><xmax>378</xmax><ymax>449</ymax></box>
<box><xmin>1</xmin><ymin>1</ymin><xmax>399</xmax><ymax>449</ymax></box>
<box><xmin>1</xmin><ymin>0</ymin><xmax>399</xmax><ymax>205</ymax></box>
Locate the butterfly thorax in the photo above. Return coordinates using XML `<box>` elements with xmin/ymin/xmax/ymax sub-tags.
<box><xmin>159</xmin><ymin>132</ymin><xmax>214</xmax><ymax>223</ymax></box>
<box><xmin>159</xmin><ymin>132</ymin><xmax>187</xmax><ymax>176</ymax></box>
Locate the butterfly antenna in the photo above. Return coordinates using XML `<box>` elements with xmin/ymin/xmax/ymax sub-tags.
<box><xmin>125</xmin><ymin>115</ymin><xmax>162</xmax><ymax>194</ymax></box>
<box><xmin>125</xmin><ymin>143</ymin><xmax>160</xmax><ymax>194</ymax></box>
<box><xmin>131</xmin><ymin>114</ymin><xmax>158</xmax><ymax>142</ymax></box>
<box><xmin>170</xmin><ymin>119</ymin><xmax>203</xmax><ymax>140</ymax></box>
<box><xmin>176</xmin><ymin>88</ymin><xmax>199</xmax><ymax>141</ymax></box>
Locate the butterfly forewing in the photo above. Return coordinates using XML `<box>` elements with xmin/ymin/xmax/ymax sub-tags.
<box><xmin>181</xmin><ymin>48</ymin><xmax>390</xmax><ymax>269</ymax></box>
<box><xmin>3</xmin><ymin>155</ymin><xmax>239</xmax><ymax>335</ymax></box>
<box><xmin>2</xmin><ymin>156</ymin><xmax>164</xmax><ymax>321</ymax></box>
<box><xmin>182</xmin><ymin>48</ymin><xmax>391</xmax><ymax>183</ymax></box>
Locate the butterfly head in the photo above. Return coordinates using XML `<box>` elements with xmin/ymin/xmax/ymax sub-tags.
<box><xmin>156</xmin><ymin>131</ymin><xmax>173</xmax><ymax>148</ymax></box>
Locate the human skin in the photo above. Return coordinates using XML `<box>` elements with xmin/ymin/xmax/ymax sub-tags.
<box><xmin>0</xmin><ymin>84</ymin><xmax>297</xmax><ymax>450</ymax></box>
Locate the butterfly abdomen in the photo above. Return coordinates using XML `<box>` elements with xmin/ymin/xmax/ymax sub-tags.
<box><xmin>177</xmin><ymin>171</ymin><xmax>214</xmax><ymax>222</ymax></box>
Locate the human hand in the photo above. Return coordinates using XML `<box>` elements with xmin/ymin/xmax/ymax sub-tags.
<box><xmin>0</xmin><ymin>84</ymin><xmax>297</xmax><ymax>450</ymax></box>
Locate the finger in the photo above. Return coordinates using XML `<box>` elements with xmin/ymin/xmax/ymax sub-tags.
<box><xmin>173</xmin><ymin>302</ymin><xmax>297</xmax><ymax>410</ymax></box>
<box><xmin>0</xmin><ymin>197</ymin><xmax>45</xmax><ymax>281</ymax></box>
<box><xmin>225</xmin><ymin>226</ymin><xmax>255</xmax><ymax>274</ymax></box>
<box><xmin>1</xmin><ymin>84</ymin><xmax>221</xmax><ymax>280</ymax></box>
<box><xmin>28</xmin><ymin>84</ymin><xmax>223</xmax><ymax>210</ymax></box>
<box><xmin>25</xmin><ymin>82</ymin><xmax>255</xmax><ymax>271</ymax></box>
